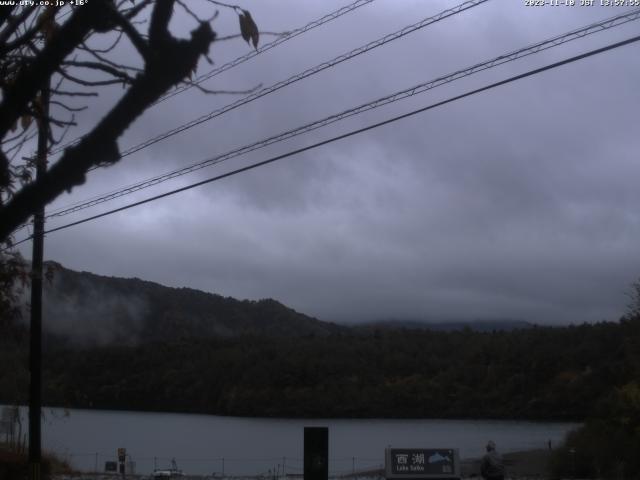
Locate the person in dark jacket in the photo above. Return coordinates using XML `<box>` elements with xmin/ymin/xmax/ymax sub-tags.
<box><xmin>480</xmin><ymin>440</ymin><xmax>505</xmax><ymax>480</ymax></box>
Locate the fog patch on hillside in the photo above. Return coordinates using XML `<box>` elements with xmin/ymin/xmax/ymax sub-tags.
<box><xmin>42</xmin><ymin>283</ymin><xmax>149</xmax><ymax>346</ymax></box>
<box><xmin>16</xmin><ymin>265</ymin><xmax>151</xmax><ymax>346</ymax></box>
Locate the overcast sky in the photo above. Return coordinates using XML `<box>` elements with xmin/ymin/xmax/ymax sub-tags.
<box><xmin>16</xmin><ymin>0</ymin><xmax>640</xmax><ymax>325</ymax></box>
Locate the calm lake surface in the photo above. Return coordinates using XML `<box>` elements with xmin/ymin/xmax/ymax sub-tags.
<box><xmin>23</xmin><ymin>407</ymin><xmax>578</xmax><ymax>475</ymax></box>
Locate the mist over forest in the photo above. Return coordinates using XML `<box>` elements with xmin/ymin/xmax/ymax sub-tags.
<box><xmin>2</xmin><ymin>263</ymin><xmax>639</xmax><ymax>422</ymax></box>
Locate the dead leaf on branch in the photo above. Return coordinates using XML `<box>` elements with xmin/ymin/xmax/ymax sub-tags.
<box><xmin>37</xmin><ymin>6</ymin><xmax>57</xmax><ymax>40</ymax></box>
<box><xmin>238</xmin><ymin>9</ymin><xmax>259</xmax><ymax>50</ymax></box>
<box><xmin>20</xmin><ymin>115</ymin><xmax>32</xmax><ymax>130</ymax></box>
<box><xmin>32</xmin><ymin>95</ymin><xmax>45</xmax><ymax>120</ymax></box>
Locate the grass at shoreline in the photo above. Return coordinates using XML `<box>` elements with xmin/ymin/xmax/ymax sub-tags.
<box><xmin>1</xmin><ymin>442</ymin><xmax>74</xmax><ymax>479</ymax></box>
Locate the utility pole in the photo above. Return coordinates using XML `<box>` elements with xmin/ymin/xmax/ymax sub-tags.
<box><xmin>28</xmin><ymin>79</ymin><xmax>50</xmax><ymax>480</ymax></box>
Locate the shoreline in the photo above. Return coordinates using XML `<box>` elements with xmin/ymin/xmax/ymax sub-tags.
<box><xmin>3</xmin><ymin>403</ymin><xmax>584</xmax><ymax>423</ymax></box>
<box><xmin>49</xmin><ymin>449</ymin><xmax>555</xmax><ymax>480</ymax></box>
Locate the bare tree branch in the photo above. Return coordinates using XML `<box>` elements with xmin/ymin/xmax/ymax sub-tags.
<box><xmin>49</xmin><ymin>101</ymin><xmax>87</xmax><ymax>113</ymax></box>
<box><xmin>149</xmin><ymin>0</ymin><xmax>175</xmax><ymax>45</ymax></box>
<box><xmin>50</xmin><ymin>89</ymin><xmax>99</xmax><ymax>97</ymax></box>
<box><xmin>110</xmin><ymin>9</ymin><xmax>151</xmax><ymax>61</ymax></box>
<box><xmin>57</xmin><ymin>68</ymin><xmax>132</xmax><ymax>87</ymax></box>
<box><xmin>0</xmin><ymin>3</ymin><xmax>108</xmax><ymax>139</ymax></box>
<box><xmin>123</xmin><ymin>0</ymin><xmax>154</xmax><ymax>20</ymax></box>
<box><xmin>61</xmin><ymin>60</ymin><xmax>137</xmax><ymax>83</ymax></box>
<box><xmin>0</xmin><ymin>8</ymin><xmax>217</xmax><ymax>239</ymax></box>
<box><xmin>0</xmin><ymin>5</ymin><xmax>17</xmax><ymax>29</ymax></box>
<box><xmin>0</xmin><ymin>0</ymin><xmax>261</xmax><ymax>243</ymax></box>
<box><xmin>0</xmin><ymin>6</ymin><xmax>36</xmax><ymax>53</ymax></box>
<box><xmin>81</xmin><ymin>30</ymin><xmax>124</xmax><ymax>54</ymax></box>
<box><xmin>79</xmin><ymin>42</ymin><xmax>143</xmax><ymax>73</ymax></box>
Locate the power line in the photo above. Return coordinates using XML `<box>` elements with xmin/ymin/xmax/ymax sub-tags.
<box><xmin>7</xmin><ymin>33</ymin><xmax>638</xmax><ymax>250</ymax></box>
<box><xmin>48</xmin><ymin>0</ymin><xmax>377</xmax><ymax>156</ymax></box>
<box><xmin>43</xmin><ymin>7</ymin><xmax>640</xmax><ymax>220</ymax></box>
<box><xmin>114</xmin><ymin>0</ymin><xmax>489</xmax><ymax>159</ymax></box>
<box><xmin>40</xmin><ymin>0</ymin><xmax>490</xmax><ymax>219</ymax></box>
<box><xmin>52</xmin><ymin>0</ymin><xmax>487</xmax><ymax>173</ymax></box>
<box><xmin>155</xmin><ymin>0</ymin><xmax>377</xmax><ymax>105</ymax></box>
<box><xmin>10</xmin><ymin>5</ymin><xmax>637</xmax><ymax>234</ymax></box>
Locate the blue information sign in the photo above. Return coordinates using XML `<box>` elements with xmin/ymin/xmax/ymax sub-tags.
<box><xmin>385</xmin><ymin>448</ymin><xmax>460</xmax><ymax>479</ymax></box>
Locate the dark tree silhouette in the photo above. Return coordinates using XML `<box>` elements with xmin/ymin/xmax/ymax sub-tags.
<box><xmin>0</xmin><ymin>0</ymin><xmax>260</xmax><ymax>243</ymax></box>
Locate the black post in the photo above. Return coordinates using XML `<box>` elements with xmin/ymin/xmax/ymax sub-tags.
<box><xmin>304</xmin><ymin>427</ymin><xmax>328</xmax><ymax>480</ymax></box>
<box><xmin>28</xmin><ymin>81</ymin><xmax>49</xmax><ymax>480</ymax></box>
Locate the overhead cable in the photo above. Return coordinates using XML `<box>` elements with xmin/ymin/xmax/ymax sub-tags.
<box><xmin>44</xmin><ymin>7</ymin><xmax>640</xmax><ymax>220</ymax></box>
<box><xmin>40</xmin><ymin>0</ymin><xmax>491</xmax><ymax>219</ymax></box>
<box><xmin>51</xmin><ymin>0</ymin><xmax>489</xmax><ymax>165</ymax></box>
<box><xmin>156</xmin><ymin>0</ymin><xmax>377</xmax><ymax>105</ymax></box>
<box><xmin>5</xmin><ymin>32</ymin><xmax>637</xmax><ymax>251</ymax></box>
<box><xmin>47</xmin><ymin>0</ymin><xmax>376</xmax><ymax>156</ymax></box>
<box><xmin>115</xmin><ymin>0</ymin><xmax>490</xmax><ymax>159</ymax></box>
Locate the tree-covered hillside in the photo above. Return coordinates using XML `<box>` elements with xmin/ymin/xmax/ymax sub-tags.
<box><xmin>40</xmin><ymin>262</ymin><xmax>343</xmax><ymax>344</ymax></box>
<box><xmin>3</xmin><ymin>263</ymin><xmax>640</xmax><ymax>420</ymax></box>
<box><xmin>3</xmin><ymin>316</ymin><xmax>639</xmax><ymax>420</ymax></box>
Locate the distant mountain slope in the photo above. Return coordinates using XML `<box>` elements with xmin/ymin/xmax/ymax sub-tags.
<box><xmin>357</xmin><ymin>319</ymin><xmax>533</xmax><ymax>332</ymax></box>
<box><xmin>41</xmin><ymin>262</ymin><xmax>342</xmax><ymax>345</ymax></box>
<box><xmin>4</xmin><ymin>262</ymin><xmax>639</xmax><ymax>420</ymax></box>
<box><xmin>38</xmin><ymin>262</ymin><xmax>531</xmax><ymax>346</ymax></box>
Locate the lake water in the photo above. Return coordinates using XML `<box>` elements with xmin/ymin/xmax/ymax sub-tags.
<box><xmin>18</xmin><ymin>407</ymin><xmax>578</xmax><ymax>476</ymax></box>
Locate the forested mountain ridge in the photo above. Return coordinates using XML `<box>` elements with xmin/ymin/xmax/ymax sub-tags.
<box><xmin>3</xmin><ymin>313</ymin><xmax>639</xmax><ymax>420</ymax></box>
<box><xmin>39</xmin><ymin>262</ymin><xmax>343</xmax><ymax>344</ymax></box>
<box><xmin>2</xmin><ymin>262</ymin><xmax>639</xmax><ymax>421</ymax></box>
<box><xmin>36</xmin><ymin>262</ymin><xmax>531</xmax><ymax>345</ymax></box>
<box><xmin>357</xmin><ymin>319</ymin><xmax>533</xmax><ymax>332</ymax></box>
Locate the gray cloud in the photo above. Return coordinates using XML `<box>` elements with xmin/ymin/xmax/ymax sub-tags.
<box><xmin>18</xmin><ymin>0</ymin><xmax>640</xmax><ymax>327</ymax></box>
<box><xmin>42</xmin><ymin>286</ymin><xmax>148</xmax><ymax>346</ymax></box>
<box><xmin>18</xmin><ymin>271</ymin><xmax>149</xmax><ymax>346</ymax></box>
